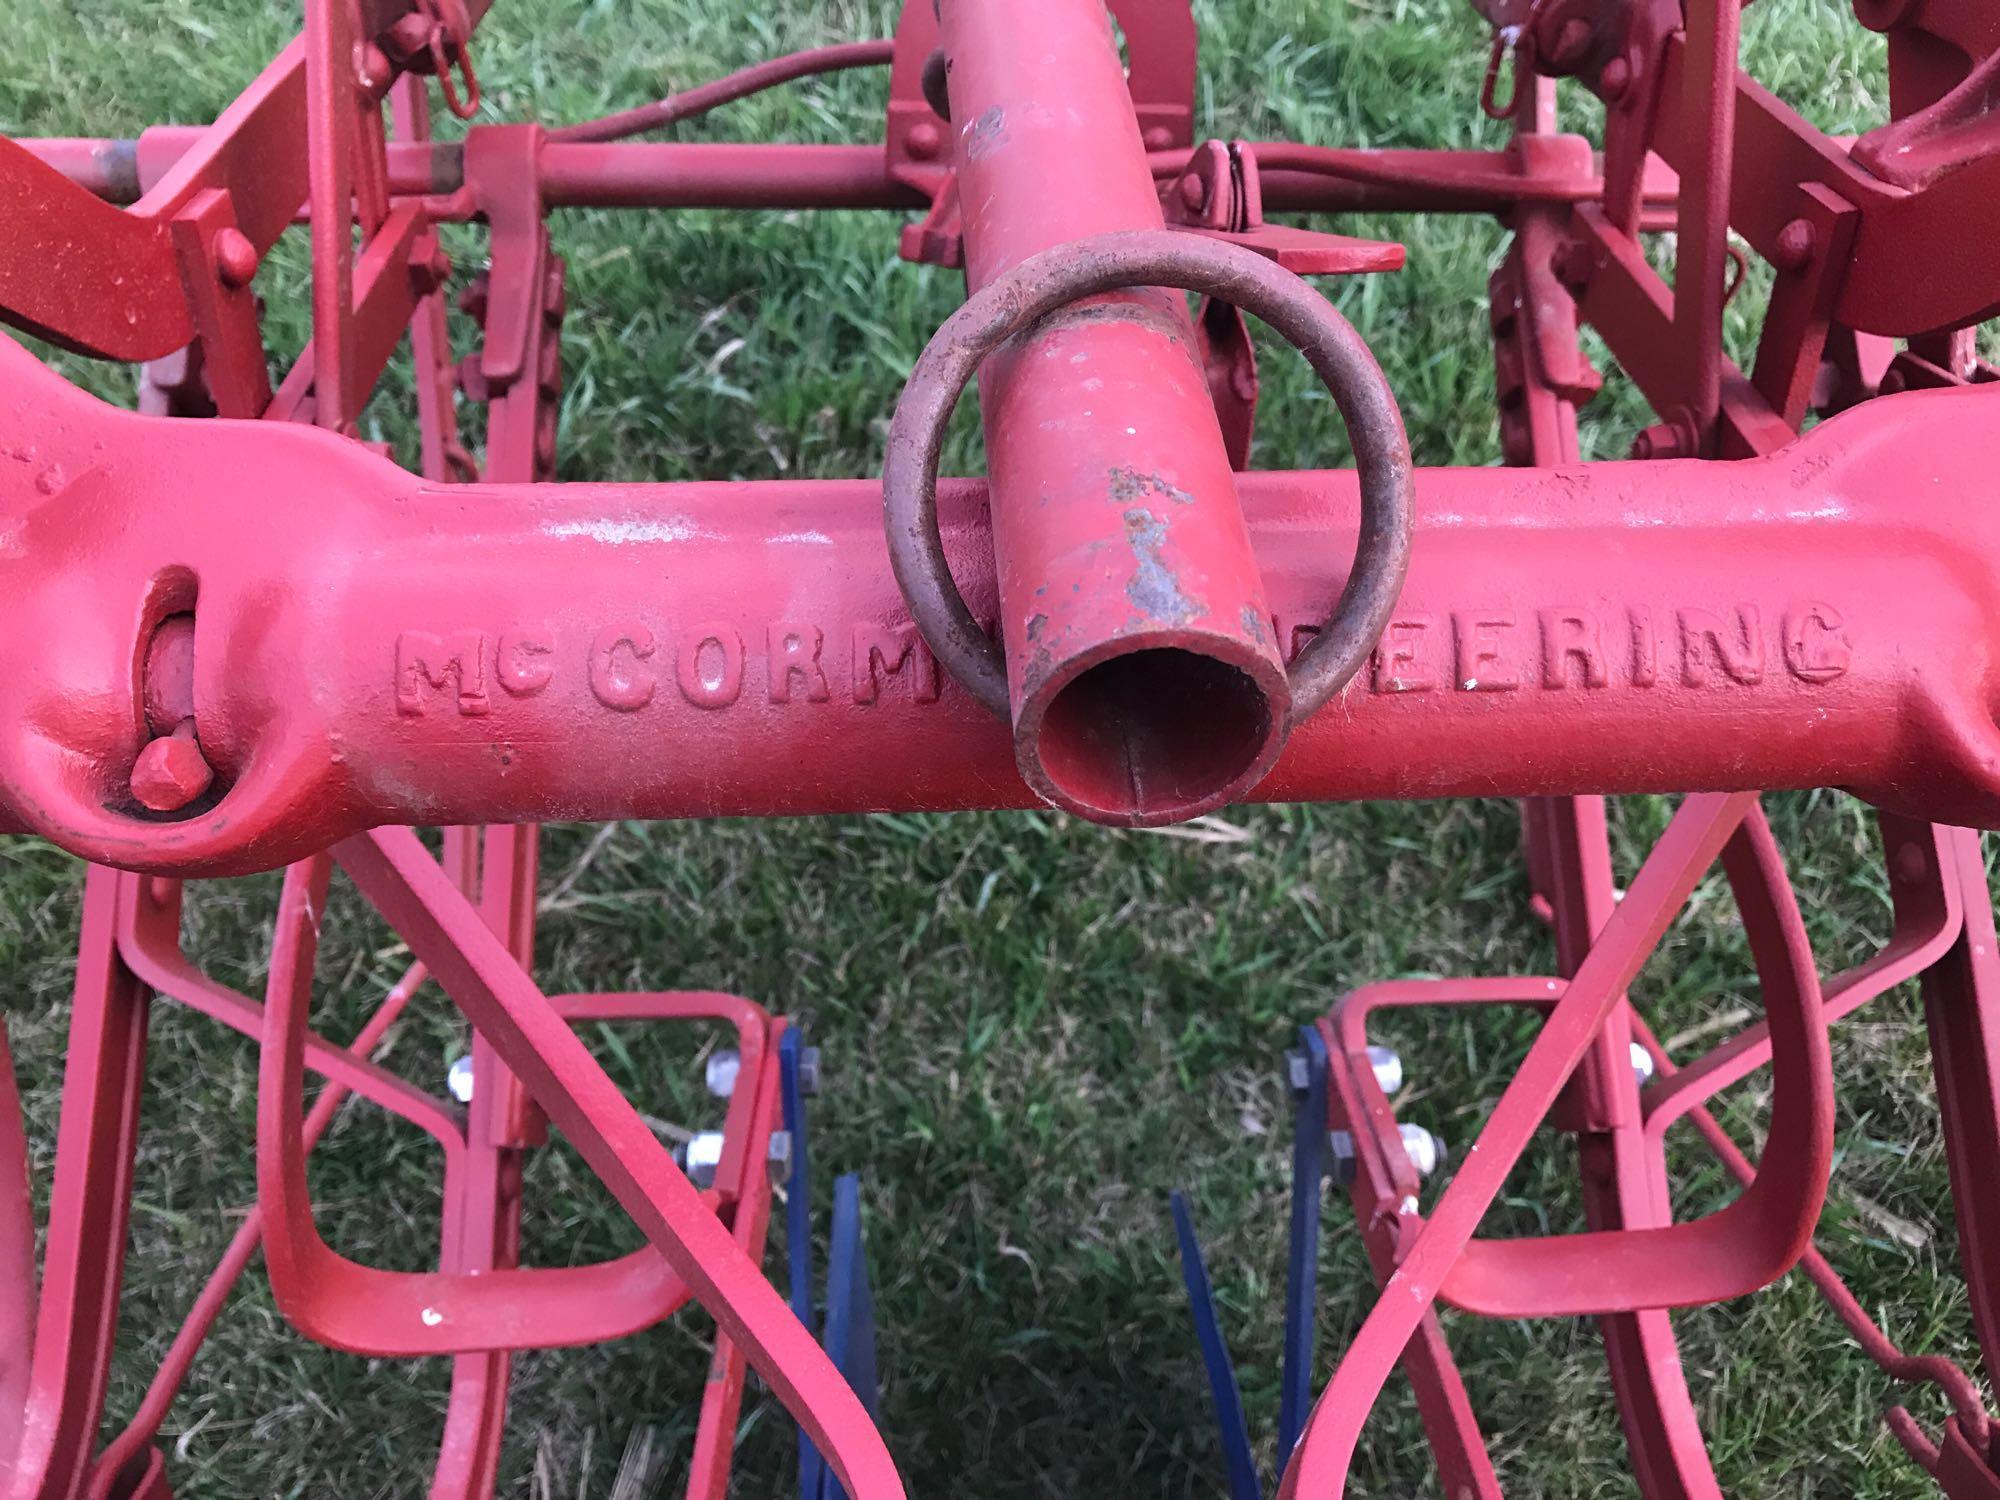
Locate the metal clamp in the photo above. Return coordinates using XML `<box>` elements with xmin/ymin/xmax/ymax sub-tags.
<box><xmin>882</xmin><ymin>227</ymin><xmax>1415</xmax><ymax>724</ymax></box>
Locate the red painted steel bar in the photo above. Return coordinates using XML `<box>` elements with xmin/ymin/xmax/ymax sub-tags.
<box><xmin>539</xmin><ymin>142</ymin><xmax>921</xmax><ymax>210</ymax></box>
<box><xmin>6</xmin><ymin>341</ymin><xmax>2000</xmax><ymax>871</ymax></box>
<box><xmin>932</xmin><ymin>0</ymin><xmax>1292</xmax><ymax>823</ymax></box>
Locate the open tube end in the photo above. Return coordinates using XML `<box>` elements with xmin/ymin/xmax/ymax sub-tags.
<box><xmin>1019</xmin><ymin>643</ymin><xmax>1288</xmax><ymax>826</ymax></box>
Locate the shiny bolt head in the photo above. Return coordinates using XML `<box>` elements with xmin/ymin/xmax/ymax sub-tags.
<box><xmin>797</xmin><ymin>1045</ymin><xmax>823</xmax><ymax>1098</ymax></box>
<box><xmin>1286</xmin><ymin>1049</ymin><xmax>1310</xmax><ymax>1096</ymax></box>
<box><xmin>131</xmin><ymin>722</ymin><xmax>213</xmax><ymax>812</ymax></box>
<box><xmin>905</xmin><ymin>120</ymin><xmax>943</xmax><ymax>161</ymax></box>
<box><xmin>1630</xmin><ymin>1040</ymin><xmax>1656</xmax><ymax>1087</ymax></box>
<box><xmin>681</xmin><ymin>1131</ymin><xmax>726</xmax><ymax>1189</ymax></box>
<box><xmin>767</xmin><ymin>1129</ymin><xmax>794</xmax><ymax>1183</ymax></box>
<box><xmin>1367</xmin><ymin>1045</ymin><xmax>1403</xmax><ymax>1096</ymax></box>
<box><xmin>213</xmin><ymin>227</ymin><xmax>259</xmax><ymax>289</ymax></box>
<box><xmin>1399</xmin><ymin>1123</ymin><xmax>1445</xmax><ymax>1178</ymax></box>
<box><xmin>704</xmin><ymin>1047</ymin><xmax>741</xmax><ymax>1099</ymax></box>
<box><xmin>447</xmin><ymin>1054</ymin><xmax>476</xmax><ymax>1104</ymax></box>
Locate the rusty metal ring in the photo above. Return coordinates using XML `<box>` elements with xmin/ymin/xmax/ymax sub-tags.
<box><xmin>883</xmin><ymin>226</ymin><xmax>1414</xmax><ymax>723</ymax></box>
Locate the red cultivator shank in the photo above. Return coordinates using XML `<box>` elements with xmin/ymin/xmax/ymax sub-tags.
<box><xmin>2</xmin><ymin>0</ymin><xmax>2000</xmax><ymax>1493</ymax></box>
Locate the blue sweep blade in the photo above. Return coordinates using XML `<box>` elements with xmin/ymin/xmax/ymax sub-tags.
<box><xmin>780</xmin><ymin>1031</ymin><xmax>825</xmax><ymax>1500</ymax></box>
<box><xmin>1170</xmin><ymin>1191</ymin><xmax>1263</xmax><ymax>1500</ymax></box>
<box><xmin>817</xmin><ymin>1172</ymin><xmax>879</xmax><ymax>1500</ymax></box>
<box><xmin>1279</xmin><ymin>1026</ymin><xmax>1331</xmax><ymax>1461</ymax></box>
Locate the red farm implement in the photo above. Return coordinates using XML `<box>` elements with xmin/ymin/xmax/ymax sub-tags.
<box><xmin>2</xmin><ymin>0</ymin><xmax>2000</xmax><ymax>1494</ymax></box>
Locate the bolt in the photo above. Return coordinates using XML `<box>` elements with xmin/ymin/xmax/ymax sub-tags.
<box><xmin>705</xmin><ymin>1047</ymin><xmax>741</xmax><ymax>1098</ymax></box>
<box><xmin>1773</xmin><ymin>217</ymin><xmax>1816</xmax><ymax>272</ymax></box>
<box><xmin>1631</xmin><ymin>416</ymin><xmax>1696</xmax><ymax>461</ymax></box>
<box><xmin>213</xmin><ymin>227</ymin><xmax>258</xmax><ymax>289</ymax></box>
<box><xmin>1142</xmin><ymin>125</ymin><xmax>1174</xmax><ymax>152</ymax></box>
<box><xmin>1399</xmin><ymin>1123</ymin><xmax>1445</xmax><ymax>1178</ymax></box>
<box><xmin>767</xmin><ymin>1129</ymin><xmax>794</xmax><ymax>1183</ymax></box>
<box><xmin>1178</xmin><ymin>172</ymin><xmax>1208</xmax><ymax>213</ymax></box>
<box><xmin>1630</xmin><ymin>1040</ymin><xmax>1656</xmax><ymax>1087</ymax></box>
<box><xmin>906</xmin><ymin>120</ymin><xmax>943</xmax><ymax>161</ymax></box>
<box><xmin>447</xmin><ymin>1054</ymin><xmax>476</xmax><ymax>1104</ymax></box>
<box><xmin>131</xmin><ymin>719</ymin><xmax>213</xmax><ymax>812</ymax></box>
<box><xmin>1285</xmin><ymin>1049</ymin><xmax>1310</xmax><ymax>1096</ymax></box>
<box><xmin>1367</xmin><ymin>1044</ymin><xmax>1403</xmax><ymax>1096</ymax></box>
<box><xmin>797</xmin><ymin>1045</ymin><xmax>823</xmax><ymax>1098</ymax></box>
<box><xmin>1546</xmin><ymin>17</ymin><xmax>1596</xmax><ymax>69</ymax></box>
<box><xmin>681</xmin><ymin>1130</ymin><xmax>726</xmax><ymax>1189</ymax></box>
<box><xmin>1630</xmin><ymin>425</ymin><xmax>1670</xmax><ymax>459</ymax></box>
<box><xmin>1328</xmin><ymin>1128</ymin><xmax>1359</xmax><ymax>1185</ymax></box>
<box><xmin>1599</xmin><ymin>53</ymin><xmax>1632</xmax><ymax>104</ymax></box>
<box><xmin>1326</xmin><ymin>1124</ymin><xmax>1444</xmax><ymax>1184</ymax></box>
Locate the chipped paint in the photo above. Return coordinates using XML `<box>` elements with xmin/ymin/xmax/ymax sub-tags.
<box><xmin>961</xmin><ymin>106</ymin><xmax>1006</xmax><ymax>161</ymax></box>
<box><xmin>1123</xmin><ymin>507</ymin><xmax>1200</xmax><ymax>624</ymax></box>
<box><xmin>543</xmin><ymin>517</ymin><xmax>718</xmax><ymax>545</ymax></box>
<box><xmin>1107</xmin><ymin>465</ymin><xmax>1195</xmax><ymax>506</ymax></box>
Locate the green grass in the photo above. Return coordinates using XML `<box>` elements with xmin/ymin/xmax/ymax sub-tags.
<box><xmin>0</xmin><ymin>0</ymin><xmax>1990</xmax><ymax>1495</ymax></box>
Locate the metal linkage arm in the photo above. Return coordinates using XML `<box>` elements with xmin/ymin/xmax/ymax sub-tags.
<box><xmin>6</xmin><ymin>337</ymin><xmax>2000</xmax><ymax>872</ymax></box>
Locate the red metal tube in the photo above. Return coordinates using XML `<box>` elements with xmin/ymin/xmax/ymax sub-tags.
<box><xmin>6</xmin><ymin>340</ymin><xmax>2000</xmax><ymax>872</ymax></box>
<box><xmin>538</xmin><ymin>142</ymin><xmax>921</xmax><ymax>210</ymax></box>
<box><xmin>933</xmin><ymin>0</ymin><xmax>1291</xmax><ymax>825</ymax></box>
<box><xmin>13</xmin><ymin>133</ymin><xmax>1683</xmax><ymax>217</ymax></box>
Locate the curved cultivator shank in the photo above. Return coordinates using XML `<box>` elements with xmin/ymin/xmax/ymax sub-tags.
<box><xmin>1</xmin><ymin>0</ymin><xmax>1999</xmax><ymax>1492</ymax></box>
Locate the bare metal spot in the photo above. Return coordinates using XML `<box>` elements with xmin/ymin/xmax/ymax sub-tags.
<box><xmin>1123</xmin><ymin>508</ymin><xmax>1201</xmax><ymax>624</ymax></box>
<box><xmin>1108</xmin><ymin>465</ymin><xmax>1195</xmax><ymax>506</ymax></box>
<box><xmin>962</xmin><ymin>106</ymin><xmax>1006</xmax><ymax>160</ymax></box>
